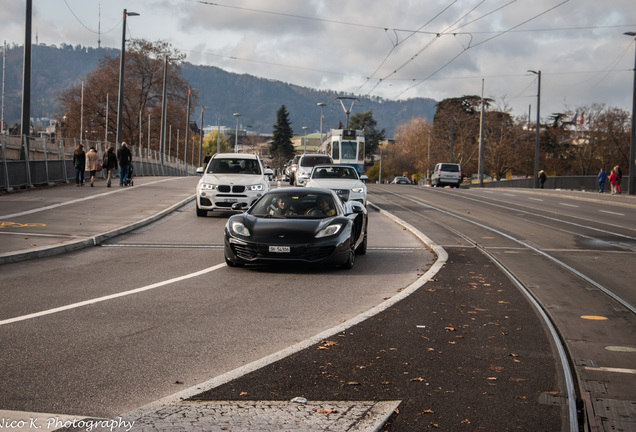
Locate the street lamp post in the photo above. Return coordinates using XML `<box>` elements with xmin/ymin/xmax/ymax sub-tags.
<box><xmin>317</xmin><ymin>102</ymin><xmax>326</xmax><ymax>145</ymax></box>
<box><xmin>159</xmin><ymin>56</ymin><xmax>176</xmax><ymax>166</ymax></box>
<box><xmin>529</xmin><ymin>70</ymin><xmax>541</xmax><ymax>189</ymax></box>
<box><xmin>233</xmin><ymin>113</ymin><xmax>241</xmax><ymax>152</ymax></box>
<box><xmin>302</xmin><ymin>126</ymin><xmax>308</xmax><ymax>154</ymax></box>
<box><xmin>115</xmin><ymin>9</ymin><xmax>139</xmax><ymax>149</ymax></box>
<box><xmin>625</xmin><ymin>32</ymin><xmax>636</xmax><ymax>195</ymax></box>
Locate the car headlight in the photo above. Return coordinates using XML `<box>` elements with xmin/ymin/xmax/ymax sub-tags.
<box><xmin>316</xmin><ymin>224</ymin><xmax>342</xmax><ymax>238</ymax></box>
<box><xmin>246</xmin><ymin>184</ymin><xmax>264</xmax><ymax>191</ymax></box>
<box><xmin>351</xmin><ymin>187</ymin><xmax>365</xmax><ymax>194</ymax></box>
<box><xmin>230</xmin><ymin>221</ymin><xmax>251</xmax><ymax>237</ymax></box>
<box><xmin>199</xmin><ymin>183</ymin><xmax>216</xmax><ymax>190</ymax></box>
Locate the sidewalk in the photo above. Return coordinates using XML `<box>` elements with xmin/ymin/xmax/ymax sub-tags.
<box><xmin>0</xmin><ymin>177</ymin><xmax>199</xmax><ymax>265</ymax></box>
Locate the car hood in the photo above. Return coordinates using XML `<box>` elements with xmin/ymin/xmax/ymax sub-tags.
<box><xmin>237</xmin><ymin>215</ymin><xmax>345</xmax><ymax>244</ymax></box>
<box><xmin>200</xmin><ymin>173</ymin><xmax>263</xmax><ymax>184</ymax></box>
<box><xmin>306</xmin><ymin>179</ymin><xmax>364</xmax><ymax>190</ymax></box>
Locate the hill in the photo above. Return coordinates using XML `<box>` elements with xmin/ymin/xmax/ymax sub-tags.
<box><xmin>2</xmin><ymin>44</ymin><xmax>437</xmax><ymax>137</ymax></box>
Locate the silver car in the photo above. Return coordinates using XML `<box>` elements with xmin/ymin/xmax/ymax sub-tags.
<box><xmin>306</xmin><ymin>164</ymin><xmax>367</xmax><ymax>205</ymax></box>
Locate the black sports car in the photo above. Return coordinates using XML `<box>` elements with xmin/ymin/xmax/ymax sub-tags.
<box><xmin>224</xmin><ymin>187</ymin><xmax>368</xmax><ymax>269</ymax></box>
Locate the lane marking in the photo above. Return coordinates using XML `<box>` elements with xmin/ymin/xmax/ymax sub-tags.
<box><xmin>560</xmin><ymin>202</ymin><xmax>579</xmax><ymax>207</ymax></box>
<box><xmin>581</xmin><ymin>315</ymin><xmax>608</xmax><ymax>321</ymax></box>
<box><xmin>0</xmin><ymin>178</ymin><xmax>184</xmax><ymax>219</ymax></box>
<box><xmin>0</xmin><ymin>264</ymin><xmax>226</xmax><ymax>327</ymax></box>
<box><xmin>599</xmin><ymin>209</ymin><xmax>625</xmax><ymax>216</ymax></box>
<box><xmin>584</xmin><ymin>366</ymin><xmax>636</xmax><ymax>374</ymax></box>
<box><xmin>528</xmin><ymin>197</ymin><xmax>543</xmax><ymax>202</ymax></box>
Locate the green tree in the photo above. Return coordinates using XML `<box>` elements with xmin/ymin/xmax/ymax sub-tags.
<box><xmin>203</xmin><ymin>130</ymin><xmax>231</xmax><ymax>156</ymax></box>
<box><xmin>348</xmin><ymin>110</ymin><xmax>385</xmax><ymax>164</ymax></box>
<box><xmin>270</xmin><ymin>105</ymin><xmax>295</xmax><ymax>171</ymax></box>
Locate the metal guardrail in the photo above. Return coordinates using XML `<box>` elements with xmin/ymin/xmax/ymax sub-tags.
<box><xmin>1</xmin><ymin>134</ymin><xmax>198</xmax><ymax>192</ymax></box>
<box><xmin>476</xmin><ymin>175</ymin><xmax>607</xmax><ymax>191</ymax></box>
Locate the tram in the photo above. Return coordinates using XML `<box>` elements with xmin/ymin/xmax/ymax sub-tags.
<box><xmin>318</xmin><ymin>129</ymin><xmax>365</xmax><ymax>175</ymax></box>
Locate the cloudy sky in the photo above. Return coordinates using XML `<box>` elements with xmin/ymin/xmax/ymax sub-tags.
<box><xmin>2</xmin><ymin>0</ymin><xmax>636</xmax><ymax>121</ymax></box>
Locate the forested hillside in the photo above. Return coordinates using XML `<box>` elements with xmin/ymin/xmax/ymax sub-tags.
<box><xmin>2</xmin><ymin>43</ymin><xmax>437</xmax><ymax>136</ymax></box>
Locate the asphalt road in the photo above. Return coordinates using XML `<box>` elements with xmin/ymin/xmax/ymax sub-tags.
<box><xmin>0</xmin><ymin>181</ymin><xmax>432</xmax><ymax>419</ymax></box>
<box><xmin>1</xmin><ymin>180</ymin><xmax>634</xmax><ymax>431</ymax></box>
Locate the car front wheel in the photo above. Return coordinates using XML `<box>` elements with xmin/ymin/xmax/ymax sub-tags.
<box><xmin>196</xmin><ymin>205</ymin><xmax>208</xmax><ymax>217</ymax></box>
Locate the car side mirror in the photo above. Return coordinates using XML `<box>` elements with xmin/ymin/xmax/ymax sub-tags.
<box><xmin>196</xmin><ymin>167</ymin><xmax>204</xmax><ymax>175</ymax></box>
<box><xmin>346</xmin><ymin>201</ymin><xmax>365</xmax><ymax>215</ymax></box>
<box><xmin>360</xmin><ymin>175</ymin><xmax>368</xmax><ymax>183</ymax></box>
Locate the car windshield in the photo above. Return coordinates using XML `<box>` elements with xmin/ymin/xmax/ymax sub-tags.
<box><xmin>312</xmin><ymin>166</ymin><xmax>358</xmax><ymax>180</ymax></box>
<box><xmin>207</xmin><ymin>158</ymin><xmax>261</xmax><ymax>175</ymax></box>
<box><xmin>250</xmin><ymin>192</ymin><xmax>337</xmax><ymax>219</ymax></box>
<box><xmin>300</xmin><ymin>156</ymin><xmax>331</xmax><ymax>167</ymax></box>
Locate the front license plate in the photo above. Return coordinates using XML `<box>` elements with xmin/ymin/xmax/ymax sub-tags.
<box><xmin>269</xmin><ymin>246</ymin><xmax>290</xmax><ymax>253</ymax></box>
<box><xmin>224</xmin><ymin>198</ymin><xmax>238</xmax><ymax>203</ymax></box>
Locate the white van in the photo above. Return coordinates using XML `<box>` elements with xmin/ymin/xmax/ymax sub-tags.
<box><xmin>431</xmin><ymin>163</ymin><xmax>462</xmax><ymax>188</ymax></box>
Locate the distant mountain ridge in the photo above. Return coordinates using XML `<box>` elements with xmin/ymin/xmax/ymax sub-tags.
<box><xmin>2</xmin><ymin>44</ymin><xmax>437</xmax><ymax>137</ymax></box>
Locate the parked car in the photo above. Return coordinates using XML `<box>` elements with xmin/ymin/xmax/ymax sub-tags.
<box><xmin>431</xmin><ymin>163</ymin><xmax>462</xmax><ymax>188</ymax></box>
<box><xmin>306</xmin><ymin>164</ymin><xmax>367</xmax><ymax>206</ymax></box>
<box><xmin>391</xmin><ymin>176</ymin><xmax>411</xmax><ymax>184</ymax></box>
<box><xmin>195</xmin><ymin>153</ymin><xmax>270</xmax><ymax>217</ymax></box>
<box><xmin>224</xmin><ymin>188</ymin><xmax>368</xmax><ymax>269</ymax></box>
<box><xmin>293</xmin><ymin>154</ymin><xmax>334</xmax><ymax>186</ymax></box>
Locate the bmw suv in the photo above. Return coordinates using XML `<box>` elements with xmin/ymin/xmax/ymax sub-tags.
<box><xmin>196</xmin><ymin>153</ymin><xmax>270</xmax><ymax>217</ymax></box>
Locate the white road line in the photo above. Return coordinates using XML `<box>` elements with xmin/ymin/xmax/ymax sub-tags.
<box><xmin>0</xmin><ymin>178</ymin><xmax>180</xmax><ymax>219</ymax></box>
<box><xmin>599</xmin><ymin>209</ymin><xmax>625</xmax><ymax>216</ymax></box>
<box><xmin>528</xmin><ymin>197</ymin><xmax>543</xmax><ymax>201</ymax></box>
<box><xmin>584</xmin><ymin>366</ymin><xmax>636</xmax><ymax>374</ymax></box>
<box><xmin>0</xmin><ymin>264</ymin><xmax>226</xmax><ymax>327</ymax></box>
<box><xmin>559</xmin><ymin>202</ymin><xmax>579</xmax><ymax>207</ymax></box>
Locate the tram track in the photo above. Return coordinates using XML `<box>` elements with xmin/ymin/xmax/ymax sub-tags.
<box><xmin>368</xmin><ymin>185</ymin><xmax>636</xmax><ymax>432</ymax></box>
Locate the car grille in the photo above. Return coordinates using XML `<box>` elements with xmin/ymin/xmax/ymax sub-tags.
<box><xmin>218</xmin><ymin>185</ymin><xmax>246</xmax><ymax>193</ymax></box>
<box><xmin>334</xmin><ymin>189</ymin><xmax>350</xmax><ymax>201</ymax></box>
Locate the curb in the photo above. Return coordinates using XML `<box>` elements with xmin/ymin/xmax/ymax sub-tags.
<box><xmin>0</xmin><ymin>195</ymin><xmax>195</xmax><ymax>265</ymax></box>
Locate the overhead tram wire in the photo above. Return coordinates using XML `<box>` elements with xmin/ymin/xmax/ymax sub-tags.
<box><xmin>393</xmin><ymin>0</ymin><xmax>571</xmax><ymax>99</ymax></box>
<box><xmin>354</xmin><ymin>0</ymin><xmax>460</xmax><ymax>94</ymax></box>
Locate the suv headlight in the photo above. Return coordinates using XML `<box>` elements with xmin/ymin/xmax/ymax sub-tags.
<box><xmin>199</xmin><ymin>183</ymin><xmax>217</xmax><ymax>190</ymax></box>
<box><xmin>246</xmin><ymin>184</ymin><xmax>264</xmax><ymax>191</ymax></box>
<box><xmin>351</xmin><ymin>187</ymin><xmax>365</xmax><ymax>193</ymax></box>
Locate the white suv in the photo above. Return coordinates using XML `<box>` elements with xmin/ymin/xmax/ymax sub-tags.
<box><xmin>431</xmin><ymin>163</ymin><xmax>462</xmax><ymax>188</ymax></box>
<box><xmin>196</xmin><ymin>153</ymin><xmax>270</xmax><ymax>216</ymax></box>
<box><xmin>294</xmin><ymin>154</ymin><xmax>333</xmax><ymax>186</ymax></box>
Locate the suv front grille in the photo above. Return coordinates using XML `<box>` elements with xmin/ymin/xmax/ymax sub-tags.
<box><xmin>218</xmin><ymin>185</ymin><xmax>246</xmax><ymax>193</ymax></box>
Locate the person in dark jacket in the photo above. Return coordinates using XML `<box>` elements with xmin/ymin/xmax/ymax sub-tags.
<box><xmin>598</xmin><ymin>168</ymin><xmax>607</xmax><ymax>193</ymax></box>
<box><xmin>73</xmin><ymin>144</ymin><xmax>86</xmax><ymax>186</ymax></box>
<box><xmin>117</xmin><ymin>142</ymin><xmax>133</xmax><ymax>186</ymax></box>
<box><xmin>102</xmin><ymin>146</ymin><xmax>118</xmax><ymax>187</ymax></box>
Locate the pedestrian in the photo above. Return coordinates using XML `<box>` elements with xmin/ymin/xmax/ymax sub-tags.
<box><xmin>598</xmin><ymin>168</ymin><xmax>607</xmax><ymax>193</ymax></box>
<box><xmin>539</xmin><ymin>170</ymin><xmax>547</xmax><ymax>189</ymax></box>
<box><xmin>615</xmin><ymin>165</ymin><xmax>622</xmax><ymax>195</ymax></box>
<box><xmin>117</xmin><ymin>142</ymin><xmax>133</xmax><ymax>186</ymax></box>
<box><xmin>609</xmin><ymin>167</ymin><xmax>618</xmax><ymax>195</ymax></box>
<box><xmin>85</xmin><ymin>146</ymin><xmax>100</xmax><ymax>187</ymax></box>
<box><xmin>73</xmin><ymin>144</ymin><xmax>86</xmax><ymax>186</ymax></box>
<box><xmin>102</xmin><ymin>146</ymin><xmax>118</xmax><ymax>188</ymax></box>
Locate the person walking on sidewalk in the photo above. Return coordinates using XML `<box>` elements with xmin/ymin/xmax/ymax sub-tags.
<box><xmin>598</xmin><ymin>168</ymin><xmax>607</xmax><ymax>193</ymax></box>
<box><xmin>85</xmin><ymin>146</ymin><xmax>100</xmax><ymax>187</ymax></box>
<box><xmin>614</xmin><ymin>165</ymin><xmax>623</xmax><ymax>194</ymax></box>
<box><xmin>73</xmin><ymin>144</ymin><xmax>86</xmax><ymax>186</ymax></box>
<box><xmin>102</xmin><ymin>146</ymin><xmax>118</xmax><ymax>187</ymax></box>
<box><xmin>117</xmin><ymin>142</ymin><xmax>133</xmax><ymax>187</ymax></box>
<box><xmin>609</xmin><ymin>167</ymin><xmax>618</xmax><ymax>195</ymax></box>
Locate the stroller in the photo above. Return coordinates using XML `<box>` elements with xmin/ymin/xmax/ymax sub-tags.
<box><xmin>125</xmin><ymin>163</ymin><xmax>134</xmax><ymax>186</ymax></box>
